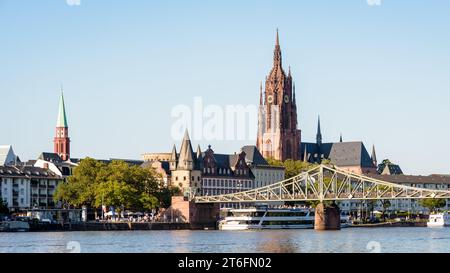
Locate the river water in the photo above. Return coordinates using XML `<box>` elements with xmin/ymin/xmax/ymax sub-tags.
<box><xmin>1</xmin><ymin>227</ymin><xmax>450</xmax><ymax>253</ymax></box>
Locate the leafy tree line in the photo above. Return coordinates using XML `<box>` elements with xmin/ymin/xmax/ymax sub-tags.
<box><xmin>54</xmin><ymin>158</ymin><xmax>181</xmax><ymax>215</ymax></box>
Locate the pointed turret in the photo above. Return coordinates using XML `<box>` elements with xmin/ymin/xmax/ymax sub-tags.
<box><xmin>57</xmin><ymin>91</ymin><xmax>68</xmax><ymax>128</ymax></box>
<box><xmin>316</xmin><ymin>116</ymin><xmax>322</xmax><ymax>146</ymax></box>
<box><xmin>177</xmin><ymin>130</ymin><xmax>195</xmax><ymax>170</ymax></box>
<box><xmin>169</xmin><ymin>144</ymin><xmax>178</xmax><ymax>171</ymax></box>
<box><xmin>259</xmin><ymin>82</ymin><xmax>263</xmax><ymax>105</ymax></box>
<box><xmin>293</xmin><ymin>82</ymin><xmax>297</xmax><ymax>105</ymax></box>
<box><xmin>303</xmin><ymin>146</ymin><xmax>308</xmax><ymax>162</ymax></box>
<box><xmin>371</xmin><ymin>145</ymin><xmax>378</xmax><ymax>167</ymax></box>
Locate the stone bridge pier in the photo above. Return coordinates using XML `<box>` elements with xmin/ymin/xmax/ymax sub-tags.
<box><xmin>314</xmin><ymin>202</ymin><xmax>341</xmax><ymax>230</ymax></box>
<box><xmin>171</xmin><ymin>196</ymin><xmax>220</xmax><ymax>230</ymax></box>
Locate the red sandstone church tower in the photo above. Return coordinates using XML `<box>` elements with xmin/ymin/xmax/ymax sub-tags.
<box><xmin>54</xmin><ymin>92</ymin><xmax>70</xmax><ymax>161</ymax></box>
<box><xmin>257</xmin><ymin>30</ymin><xmax>301</xmax><ymax>161</ymax></box>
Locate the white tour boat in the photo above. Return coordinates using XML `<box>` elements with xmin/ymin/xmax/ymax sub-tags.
<box><xmin>218</xmin><ymin>207</ymin><xmax>352</xmax><ymax>230</ymax></box>
<box><xmin>427</xmin><ymin>212</ymin><xmax>450</xmax><ymax>227</ymax></box>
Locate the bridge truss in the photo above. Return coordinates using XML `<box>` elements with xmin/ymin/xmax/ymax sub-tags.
<box><xmin>194</xmin><ymin>165</ymin><xmax>450</xmax><ymax>203</ymax></box>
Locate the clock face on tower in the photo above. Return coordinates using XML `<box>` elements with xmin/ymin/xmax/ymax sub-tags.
<box><xmin>267</xmin><ymin>95</ymin><xmax>274</xmax><ymax>104</ymax></box>
<box><xmin>284</xmin><ymin>95</ymin><xmax>290</xmax><ymax>103</ymax></box>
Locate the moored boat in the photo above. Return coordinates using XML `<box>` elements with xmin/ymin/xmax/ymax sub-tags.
<box><xmin>0</xmin><ymin>221</ymin><xmax>30</xmax><ymax>232</ymax></box>
<box><xmin>219</xmin><ymin>206</ymin><xmax>352</xmax><ymax>230</ymax></box>
<box><xmin>427</xmin><ymin>212</ymin><xmax>450</xmax><ymax>227</ymax></box>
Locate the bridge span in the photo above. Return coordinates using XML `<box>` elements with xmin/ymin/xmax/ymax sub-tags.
<box><xmin>194</xmin><ymin>165</ymin><xmax>450</xmax><ymax>204</ymax></box>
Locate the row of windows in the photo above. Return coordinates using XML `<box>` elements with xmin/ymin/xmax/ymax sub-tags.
<box><xmin>201</xmin><ymin>189</ymin><xmax>244</xmax><ymax>196</ymax></box>
<box><xmin>203</xmin><ymin>168</ymin><xmax>247</xmax><ymax>176</ymax></box>
<box><xmin>202</xmin><ymin>179</ymin><xmax>252</xmax><ymax>189</ymax></box>
<box><xmin>174</xmin><ymin>176</ymin><xmax>201</xmax><ymax>182</ymax></box>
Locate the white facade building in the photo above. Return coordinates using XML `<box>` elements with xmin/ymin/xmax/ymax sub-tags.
<box><xmin>0</xmin><ymin>165</ymin><xmax>63</xmax><ymax>211</ymax></box>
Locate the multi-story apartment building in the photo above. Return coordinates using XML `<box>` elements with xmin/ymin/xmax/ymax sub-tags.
<box><xmin>0</xmin><ymin>165</ymin><xmax>63</xmax><ymax>211</ymax></box>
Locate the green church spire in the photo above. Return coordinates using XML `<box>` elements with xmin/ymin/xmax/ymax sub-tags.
<box><xmin>57</xmin><ymin>90</ymin><xmax>68</xmax><ymax>128</ymax></box>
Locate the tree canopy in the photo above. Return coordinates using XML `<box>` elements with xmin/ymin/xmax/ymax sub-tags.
<box><xmin>54</xmin><ymin>158</ymin><xmax>179</xmax><ymax>212</ymax></box>
<box><xmin>266</xmin><ymin>158</ymin><xmax>317</xmax><ymax>179</ymax></box>
<box><xmin>419</xmin><ymin>198</ymin><xmax>447</xmax><ymax>213</ymax></box>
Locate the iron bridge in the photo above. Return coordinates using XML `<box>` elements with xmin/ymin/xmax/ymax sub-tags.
<box><xmin>194</xmin><ymin>165</ymin><xmax>450</xmax><ymax>203</ymax></box>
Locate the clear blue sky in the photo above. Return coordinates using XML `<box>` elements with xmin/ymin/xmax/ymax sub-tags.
<box><xmin>1</xmin><ymin>0</ymin><xmax>449</xmax><ymax>175</ymax></box>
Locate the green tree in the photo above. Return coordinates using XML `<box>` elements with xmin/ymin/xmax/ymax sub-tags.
<box><xmin>55</xmin><ymin>158</ymin><xmax>185</xmax><ymax>216</ymax></box>
<box><xmin>267</xmin><ymin>158</ymin><xmax>316</xmax><ymax>179</ymax></box>
<box><xmin>157</xmin><ymin>186</ymin><xmax>182</xmax><ymax>208</ymax></box>
<box><xmin>54</xmin><ymin>157</ymin><xmax>105</xmax><ymax>208</ymax></box>
<box><xmin>420</xmin><ymin>198</ymin><xmax>447</xmax><ymax>213</ymax></box>
<box><xmin>381</xmin><ymin>200</ymin><xmax>391</xmax><ymax>220</ymax></box>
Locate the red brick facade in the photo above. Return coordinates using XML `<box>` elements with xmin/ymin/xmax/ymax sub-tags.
<box><xmin>54</xmin><ymin>127</ymin><xmax>70</xmax><ymax>161</ymax></box>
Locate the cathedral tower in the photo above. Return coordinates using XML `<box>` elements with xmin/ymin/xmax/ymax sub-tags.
<box><xmin>54</xmin><ymin>91</ymin><xmax>71</xmax><ymax>161</ymax></box>
<box><xmin>257</xmin><ymin>30</ymin><xmax>301</xmax><ymax>161</ymax></box>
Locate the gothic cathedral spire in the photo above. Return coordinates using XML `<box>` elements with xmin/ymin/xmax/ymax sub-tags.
<box><xmin>273</xmin><ymin>28</ymin><xmax>282</xmax><ymax>68</ymax></box>
<box><xmin>316</xmin><ymin>116</ymin><xmax>322</xmax><ymax>146</ymax></box>
<box><xmin>257</xmin><ymin>30</ymin><xmax>302</xmax><ymax>161</ymax></box>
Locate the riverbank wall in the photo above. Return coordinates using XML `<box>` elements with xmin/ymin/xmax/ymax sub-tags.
<box><xmin>28</xmin><ymin>222</ymin><xmax>191</xmax><ymax>232</ymax></box>
<box><xmin>351</xmin><ymin>221</ymin><xmax>427</xmax><ymax>228</ymax></box>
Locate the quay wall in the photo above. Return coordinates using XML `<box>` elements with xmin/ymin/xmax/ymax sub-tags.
<box><xmin>351</xmin><ymin>221</ymin><xmax>427</xmax><ymax>228</ymax></box>
<box><xmin>29</xmin><ymin>222</ymin><xmax>191</xmax><ymax>232</ymax></box>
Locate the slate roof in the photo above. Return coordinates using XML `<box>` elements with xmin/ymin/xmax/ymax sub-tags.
<box><xmin>381</xmin><ymin>164</ymin><xmax>403</xmax><ymax>175</ymax></box>
<box><xmin>0</xmin><ymin>165</ymin><xmax>62</xmax><ymax>179</ymax></box>
<box><xmin>241</xmin><ymin>146</ymin><xmax>269</xmax><ymax>166</ymax></box>
<box><xmin>39</xmin><ymin>152</ymin><xmax>63</xmax><ymax>164</ymax></box>
<box><xmin>0</xmin><ymin>145</ymin><xmax>17</xmax><ymax>166</ymax></box>
<box><xmin>301</xmin><ymin>141</ymin><xmax>374</xmax><ymax>168</ymax></box>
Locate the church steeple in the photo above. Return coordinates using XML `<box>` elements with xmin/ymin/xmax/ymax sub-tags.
<box><xmin>316</xmin><ymin>116</ymin><xmax>322</xmax><ymax>146</ymax></box>
<box><xmin>273</xmin><ymin>29</ymin><xmax>282</xmax><ymax>68</ymax></box>
<box><xmin>54</xmin><ymin>89</ymin><xmax>70</xmax><ymax>161</ymax></box>
<box><xmin>57</xmin><ymin>90</ymin><xmax>68</xmax><ymax>128</ymax></box>
<box><xmin>371</xmin><ymin>145</ymin><xmax>378</xmax><ymax>167</ymax></box>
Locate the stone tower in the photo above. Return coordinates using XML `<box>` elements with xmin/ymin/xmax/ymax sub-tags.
<box><xmin>171</xmin><ymin>130</ymin><xmax>202</xmax><ymax>196</ymax></box>
<box><xmin>54</xmin><ymin>91</ymin><xmax>71</xmax><ymax>161</ymax></box>
<box><xmin>257</xmin><ymin>30</ymin><xmax>301</xmax><ymax>161</ymax></box>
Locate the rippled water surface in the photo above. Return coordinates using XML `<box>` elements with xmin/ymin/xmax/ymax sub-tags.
<box><xmin>1</xmin><ymin>227</ymin><xmax>450</xmax><ymax>253</ymax></box>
